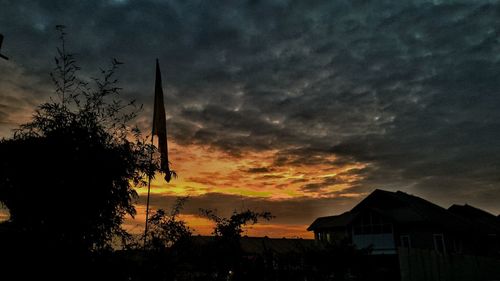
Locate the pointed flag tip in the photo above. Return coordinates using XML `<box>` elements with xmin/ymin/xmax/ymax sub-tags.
<box><xmin>156</xmin><ymin>60</ymin><xmax>161</xmax><ymax>74</ymax></box>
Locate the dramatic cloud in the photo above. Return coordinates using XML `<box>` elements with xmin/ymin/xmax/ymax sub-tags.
<box><xmin>2</xmin><ymin>0</ymin><xmax>500</xmax><ymax>234</ymax></box>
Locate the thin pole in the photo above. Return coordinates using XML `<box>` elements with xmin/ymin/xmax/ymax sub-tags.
<box><xmin>143</xmin><ymin>133</ymin><xmax>154</xmax><ymax>249</ymax></box>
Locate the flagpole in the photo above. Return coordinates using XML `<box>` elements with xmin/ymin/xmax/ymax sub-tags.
<box><xmin>144</xmin><ymin>58</ymin><xmax>169</xmax><ymax>249</ymax></box>
<box><xmin>143</xmin><ymin>133</ymin><xmax>154</xmax><ymax>249</ymax></box>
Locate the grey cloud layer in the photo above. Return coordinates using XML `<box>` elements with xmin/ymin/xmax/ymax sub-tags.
<box><xmin>1</xmin><ymin>0</ymin><xmax>500</xmax><ymax>213</ymax></box>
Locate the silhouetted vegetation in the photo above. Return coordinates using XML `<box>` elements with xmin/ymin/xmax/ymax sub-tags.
<box><xmin>0</xmin><ymin>26</ymin><xmax>154</xmax><ymax>252</ymax></box>
<box><xmin>145</xmin><ymin>197</ymin><xmax>192</xmax><ymax>251</ymax></box>
<box><xmin>0</xmin><ymin>27</ymin><xmax>384</xmax><ymax>281</ymax></box>
<box><xmin>112</xmin><ymin>207</ymin><xmax>374</xmax><ymax>281</ymax></box>
<box><xmin>202</xmin><ymin>208</ymin><xmax>273</xmax><ymax>239</ymax></box>
<box><xmin>200</xmin><ymin>209</ymin><xmax>274</xmax><ymax>280</ymax></box>
<box><xmin>0</xmin><ymin>26</ymin><xmax>161</xmax><ymax>279</ymax></box>
<box><xmin>129</xmin><ymin>206</ymin><xmax>276</xmax><ymax>281</ymax></box>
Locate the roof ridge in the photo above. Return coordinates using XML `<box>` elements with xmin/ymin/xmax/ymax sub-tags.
<box><xmin>456</xmin><ymin>204</ymin><xmax>496</xmax><ymax>217</ymax></box>
<box><xmin>392</xmin><ymin>190</ymin><xmax>470</xmax><ymax>226</ymax></box>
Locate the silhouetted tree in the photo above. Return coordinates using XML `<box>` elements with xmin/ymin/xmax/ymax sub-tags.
<box><xmin>0</xmin><ymin>26</ymin><xmax>157</xmax><ymax>254</ymax></box>
<box><xmin>125</xmin><ymin>197</ymin><xmax>195</xmax><ymax>281</ymax></box>
<box><xmin>146</xmin><ymin>197</ymin><xmax>192</xmax><ymax>251</ymax></box>
<box><xmin>202</xmin><ymin>209</ymin><xmax>273</xmax><ymax>240</ymax></box>
<box><xmin>201</xmin><ymin>209</ymin><xmax>273</xmax><ymax>280</ymax></box>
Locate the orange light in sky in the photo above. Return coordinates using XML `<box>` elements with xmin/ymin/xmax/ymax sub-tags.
<box><xmin>125</xmin><ymin>207</ymin><xmax>313</xmax><ymax>239</ymax></box>
<box><xmin>131</xmin><ymin>141</ymin><xmax>367</xmax><ymax>238</ymax></box>
<box><xmin>136</xmin><ymin>142</ymin><xmax>367</xmax><ymax>199</ymax></box>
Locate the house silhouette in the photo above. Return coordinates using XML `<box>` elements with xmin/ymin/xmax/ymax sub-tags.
<box><xmin>308</xmin><ymin>189</ymin><xmax>500</xmax><ymax>257</ymax></box>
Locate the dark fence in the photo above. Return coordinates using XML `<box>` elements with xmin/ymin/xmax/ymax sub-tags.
<box><xmin>398</xmin><ymin>247</ymin><xmax>500</xmax><ymax>281</ymax></box>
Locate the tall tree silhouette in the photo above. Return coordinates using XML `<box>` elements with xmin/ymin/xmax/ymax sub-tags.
<box><xmin>0</xmin><ymin>26</ymin><xmax>156</xmax><ymax>252</ymax></box>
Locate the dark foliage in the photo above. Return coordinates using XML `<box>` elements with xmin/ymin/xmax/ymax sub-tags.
<box><xmin>201</xmin><ymin>209</ymin><xmax>273</xmax><ymax>240</ymax></box>
<box><xmin>0</xmin><ymin>26</ymin><xmax>155</xmax><ymax>253</ymax></box>
<box><xmin>145</xmin><ymin>197</ymin><xmax>192</xmax><ymax>251</ymax></box>
<box><xmin>198</xmin><ymin>209</ymin><xmax>274</xmax><ymax>280</ymax></box>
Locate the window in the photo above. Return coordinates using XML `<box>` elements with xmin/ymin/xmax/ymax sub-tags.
<box><xmin>400</xmin><ymin>235</ymin><xmax>411</xmax><ymax>248</ymax></box>
<box><xmin>433</xmin><ymin>234</ymin><xmax>446</xmax><ymax>253</ymax></box>
<box><xmin>352</xmin><ymin>212</ymin><xmax>393</xmax><ymax>235</ymax></box>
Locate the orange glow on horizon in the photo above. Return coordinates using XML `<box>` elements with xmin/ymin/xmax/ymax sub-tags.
<box><xmin>124</xmin><ymin>211</ymin><xmax>313</xmax><ymax>239</ymax></box>
<box><xmin>135</xmin><ymin>141</ymin><xmax>367</xmax><ymax>200</ymax></box>
<box><xmin>130</xmin><ymin>141</ymin><xmax>368</xmax><ymax>238</ymax></box>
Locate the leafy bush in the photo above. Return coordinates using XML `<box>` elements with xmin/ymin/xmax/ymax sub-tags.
<box><xmin>0</xmin><ymin>26</ymin><xmax>156</xmax><ymax>252</ymax></box>
<box><xmin>146</xmin><ymin>197</ymin><xmax>192</xmax><ymax>250</ymax></box>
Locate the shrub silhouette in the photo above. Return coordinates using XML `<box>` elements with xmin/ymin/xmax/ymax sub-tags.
<box><xmin>146</xmin><ymin>197</ymin><xmax>192</xmax><ymax>251</ymax></box>
<box><xmin>200</xmin><ymin>209</ymin><xmax>273</xmax><ymax>280</ymax></box>
<box><xmin>0</xmin><ymin>26</ymin><xmax>155</xmax><ymax>253</ymax></box>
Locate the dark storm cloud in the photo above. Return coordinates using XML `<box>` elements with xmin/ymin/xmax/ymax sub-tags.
<box><xmin>2</xmin><ymin>0</ymin><xmax>500</xmax><ymax>212</ymax></box>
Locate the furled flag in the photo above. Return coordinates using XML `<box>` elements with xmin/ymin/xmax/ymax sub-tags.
<box><xmin>152</xmin><ymin>59</ymin><xmax>172</xmax><ymax>182</ymax></box>
<box><xmin>0</xmin><ymin>34</ymin><xmax>9</xmax><ymax>60</ymax></box>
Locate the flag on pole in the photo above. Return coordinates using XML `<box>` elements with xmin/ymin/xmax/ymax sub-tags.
<box><xmin>152</xmin><ymin>59</ymin><xmax>172</xmax><ymax>182</ymax></box>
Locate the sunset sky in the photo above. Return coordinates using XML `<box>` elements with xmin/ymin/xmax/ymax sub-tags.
<box><xmin>1</xmin><ymin>0</ymin><xmax>500</xmax><ymax>238</ymax></box>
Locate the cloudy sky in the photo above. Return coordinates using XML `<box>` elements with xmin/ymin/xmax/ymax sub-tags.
<box><xmin>1</xmin><ymin>0</ymin><xmax>500</xmax><ymax>237</ymax></box>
